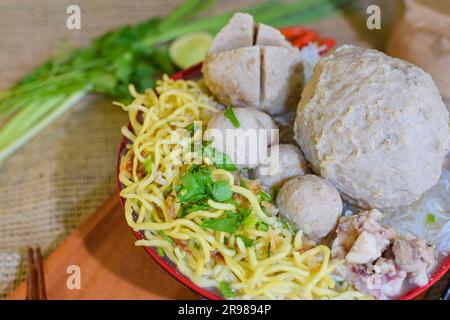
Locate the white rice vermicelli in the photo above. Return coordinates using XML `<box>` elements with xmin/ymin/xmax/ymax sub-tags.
<box><xmin>384</xmin><ymin>155</ymin><xmax>450</xmax><ymax>254</ymax></box>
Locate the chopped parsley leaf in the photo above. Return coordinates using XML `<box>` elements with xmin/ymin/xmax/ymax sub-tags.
<box><xmin>219</xmin><ymin>281</ymin><xmax>234</xmax><ymax>298</ymax></box>
<box><xmin>176</xmin><ymin>166</ymin><xmax>213</xmax><ymax>203</ymax></box>
<box><xmin>156</xmin><ymin>247</ymin><xmax>165</xmax><ymax>257</ymax></box>
<box><xmin>257</xmin><ymin>222</ymin><xmax>269</xmax><ymax>232</ymax></box>
<box><xmin>212</xmin><ymin>180</ymin><xmax>232</xmax><ymax>202</ymax></box>
<box><xmin>258</xmin><ymin>190</ymin><xmax>272</xmax><ymax>202</ymax></box>
<box><xmin>237</xmin><ymin>235</ymin><xmax>254</xmax><ymax>247</ymax></box>
<box><xmin>157</xmin><ymin>230</ymin><xmax>173</xmax><ymax>245</ymax></box>
<box><xmin>224</xmin><ymin>107</ymin><xmax>240</xmax><ymax>128</ymax></box>
<box><xmin>426</xmin><ymin>213</ymin><xmax>435</xmax><ymax>224</ymax></box>
<box><xmin>203</xmin><ymin>146</ymin><xmax>237</xmax><ymax>172</ymax></box>
<box><xmin>143</xmin><ymin>155</ymin><xmax>153</xmax><ymax>173</ymax></box>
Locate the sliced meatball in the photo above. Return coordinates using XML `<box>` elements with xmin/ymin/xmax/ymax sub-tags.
<box><xmin>276</xmin><ymin>174</ymin><xmax>342</xmax><ymax>239</ymax></box>
<box><xmin>392</xmin><ymin>237</ymin><xmax>436</xmax><ymax>286</ymax></box>
<box><xmin>202</xmin><ymin>46</ymin><xmax>260</xmax><ymax>108</ymax></box>
<box><xmin>202</xmin><ymin>13</ymin><xmax>305</xmax><ymax>116</ymax></box>
<box><xmin>208</xmin><ymin>12</ymin><xmax>254</xmax><ymax>54</ymax></box>
<box><xmin>254</xmin><ymin>144</ymin><xmax>310</xmax><ymax>189</ymax></box>
<box><xmin>331</xmin><ymin>209</ymin><xmax>396</xmax><ymax>264</ymax></box>
<box><xmin>260</xmin><ymin>46</ymin><xmax>304</xmax><ymax>115</ymax></box>
<box><xmin>255</xmin><ymin>23</ymin><xmax>292</xmax><ymax>48</ymax></box>
<box><xmin>204</xmin><ymin>107</ymin><xmax>272</xmax><ymax>169</ymax></box>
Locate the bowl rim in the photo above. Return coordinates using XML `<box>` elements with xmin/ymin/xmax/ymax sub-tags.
<box><xmin>116</xmin><ymin>45</ymin><xmax>450</xmax><ymax>302</ymax></box>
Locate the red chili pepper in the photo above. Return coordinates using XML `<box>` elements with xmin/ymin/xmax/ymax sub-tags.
<box><xmin>291</xmin><ymin>30</ymin><xmax>319</xmax><ymax>48</ymax></box>
<box><xmin>279</xmin><ymin>26</ymin><xmax>306</xmax><ymax>39</ymax></box>
<box><xmin>292</xmin><ymin>37</ymin><xmax>308</xmax><ymax>48</ymax></box>
<box><xmin>301</xmin><ymin>30</ymin><xmax>319</xmax><ymax>43</ymax></box>
<box><xmin>319</xmin><ymin>38</ymin><xmax>336</xmax><ymax>50</ymax></box>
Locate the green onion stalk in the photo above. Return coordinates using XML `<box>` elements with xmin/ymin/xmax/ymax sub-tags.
<box><xmin>0</xmin><ymin>0</ymin><xmax>353</xmax><ymax>162</ymax></box>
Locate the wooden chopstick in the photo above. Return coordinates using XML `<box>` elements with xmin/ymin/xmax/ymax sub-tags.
<box><xmin>26</xmin><ymin>247</ymin><xmax>47</xmax><ymax>300</ymax></box>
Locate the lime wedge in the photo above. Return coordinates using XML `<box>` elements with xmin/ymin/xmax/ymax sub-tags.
<box><xmin>169</xmin><ymin>32</ymin><xmax>213</xmax><ymax>69</ymax></box>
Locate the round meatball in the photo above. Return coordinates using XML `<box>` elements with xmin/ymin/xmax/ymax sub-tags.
<box><xmin>276</xmin><ymin>175</ymin><xmax>342</xmax><ymax>239</ymax></box>
<box><xmin>254</xmin><ymin>144</ymin><xmax>310</xmax><ymax>189</ymax></box>
<box><xmin>204</xmin><ymin>108</ymin><xmax>277</xmax><ymax>169</ymax></box>
<box><xmin>295</xmin><ymin>45</ymin><xmax>449</xmax><ymax>209</ymax></box>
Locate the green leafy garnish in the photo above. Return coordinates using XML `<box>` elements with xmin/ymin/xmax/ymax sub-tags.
<box><xmin>243</xmin><ymin>212</ymin><xmax>259</xmax><ymax>228</ymax></box>
<box><xmin>201</xmin><ymin>210</ymin><xmax>247</xmax><ymax>234</ymax></box>
<box><xmin>176</xmin><ymin>166</ymin><xmax>213</xmax><ymax>203</ymax></box>
<box><xmin>219</xmin><ymin>281</ymin><xmax>234</xmax><ymax>298</ymax></box>
<box><xmin>238</xmin><ymin>207</ymin><xmax>251</xmax><ymax>221</ymax></box>
<box><xmin>237</xmin><ymin>235</ymin><xmax>254</xmax><ymax>247</ymax></box>
<box><xmin>178</xmin><ymin>201</ymin><xmax>210</xmax><ymax>218</ymax></box>
<box><xmin>157</xmin><ymin>247</ymin><xmax>165</xmax><ymax>257</ymax></box>
<box><xmin>143</xmin><ymin>155</ymin><xmax>153</xmax><ymax>173</ymax></box>
<box><xmin>203</xmin><ymin>146</ymin><xmax>237</xmax><ymax>172</ymax></box>
<box><xmin>185</xmin><ymin>123</ymin><xmax>195</xmax><ymax>136</ymax></box>
<box><xmin>257</xmin><ymin>222</ymin><xmax>269</xmax><ymax>232</ymax></box>
<box><xmin>336</xmin><ymin>280</ymin><xmax>345</xmax><ymax>287</ymax></box>
<box><xmin>240</xmin><ymin>177</ymin><xmax>249</xmax><ymax>189</ymax></box>
<box><xmin>279</xmin><ymin>218</ymin><xmax>298</xmax><ymax>233</ymax></box>
<box><xmin>258</xmin><ymin>190</ymin><xmax>272</xmax><ymax>202</ymax></box>
<box><xmin>224</xmin><ymin>107</ymin><xmax>240</xmax><ymax>128</ymax></box>
<box><xmin>212</xmin><ymin>181</ymin><xmax>232</xmax><ymax>202</ymax></box>
<box><xmin>269</xmin><ymin>186</ymin><xmax>279</xmax><ymax>202</ymax></box>
<box><xmin>163</xmin><ymin>184</ymin><xmax>172</xmax><ymax>196</ymax></box>
<box><xmin>157</xmin><ymin>230</ymin><xmax>174</xmax><ymax>245</ymax></box>
<box><xmin>426</xmin><ymin>214</ymin><xmax>435</xmax><ymax>224</ymax></box>
<box><xmin>201</xmin><ymin>212</ymin><xmax>241</xmax><ymax>234</ymax></box>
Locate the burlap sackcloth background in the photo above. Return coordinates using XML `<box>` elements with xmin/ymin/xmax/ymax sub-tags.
<box><xmin>0</xmin><ymin>0</ymin><xmax>402</xmax><ymax>298</ymax></box>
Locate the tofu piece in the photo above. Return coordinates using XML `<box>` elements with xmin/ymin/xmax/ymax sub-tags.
<box><xmin>208</xmin><ymin>12</ymin><xmax>255</xmax><ymax>54</ymax></box>
<box><xmin>260</xmin><ymin>46</ymin><xmax>303</xmax><ymax>115</ymax></box>
<box><xmin>202</xmin><ymin>46</ymin><xmax>260</xmax><ymax>108</ymax></box>
<box><xmin>256</xmin><ymin>23</ymin><xmax>292</xmax><ymax>48</ymax></box>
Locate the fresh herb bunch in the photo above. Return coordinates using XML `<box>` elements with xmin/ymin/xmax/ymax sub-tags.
<box><xmin>0</xmin><ymin>0</ymin><xmax>352</xmax><ymax>162</ymax></box>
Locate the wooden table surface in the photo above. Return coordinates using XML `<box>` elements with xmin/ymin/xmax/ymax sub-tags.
<box><xmin>8</xmin><ymin>194</ymin><xmax>198</xmax><ymax>300</ymax></box>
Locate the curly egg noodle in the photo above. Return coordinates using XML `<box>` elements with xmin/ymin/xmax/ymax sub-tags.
<box><xmin>118</xmin><ymin>75</ymin><xmax>369</xmax><ymax>300</ymax></box>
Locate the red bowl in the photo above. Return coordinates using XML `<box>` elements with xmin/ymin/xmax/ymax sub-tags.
<box><xmin>116</xmin><ymin>28</ymin><xmax>450</xmax><ymax>300</ymax></box>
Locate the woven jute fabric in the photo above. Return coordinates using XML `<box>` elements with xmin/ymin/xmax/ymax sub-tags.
<box><xmin>0</xmin><ymin>0</ymin><xmax>397</xmax><ymax>298</ymax></box>
<box><xmin>0</xmin><ymin>96</ymin><xmax>126</xmax><ymax>297</ymax></box>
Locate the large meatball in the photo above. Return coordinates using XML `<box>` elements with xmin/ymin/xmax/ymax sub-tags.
<box><xmin>295</xmin><ymin>45</ymin><xmax>449</xmax><ymax>209</ymax></box>
<box><xmin>202</xmin><ymin>12</ymin><xmax>303</xmax><ymax>115</ymax></box>
<box><xmin>204</xmin><ymin>107</ymin><xmax>277</xmax><ymax>169</ymax></box>
<box><xmin>276</xmin><ymin>175</ymin><xmax>342</xmax><ymax>239</ymax></box>
<box><xmin>254</xmin><ymin>144</ymin><xmax>310</xmax><ymax>189</ymax></box>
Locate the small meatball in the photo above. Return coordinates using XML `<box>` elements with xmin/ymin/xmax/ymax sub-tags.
<box><xmin>340</xmin><ymin>258</ymin><xmax>406</xmax><ymax>300</ymax></box>
<box><xmin>276</xmin><ymin>174</ymin><xmax>342</xmax><ymax>239</ymax></box>
<box><xmin>204</xmin><ymin>107</ymin><xmax>275</xmax><ymax>169</ymax></box>
<box><xmin>331</xmin><ymin>209</ymin><xmax>396</xmax><ymax>264</ymax></box>
<box><xmin>392</xmin><ymin>237</ymin><xmax>436</xmax><ymax>286</ymax></box>
<box><xmin>208</xmin><ymin>12</ymin><xmax>254</xmax><ymax>54</ymax></box>
<box><xmin>202</xmin><ymin>47</ymin><xmax>260</xmax><ymax>108</ymax></box>
<box><xmin>260</xmin><ymin>46</ymin><xmax>304</xmax><ymax>115</ymax></box>
<box><xmin>254</xmin><ymin>144</ymin><xmax>310</xmax><ymax>189</ymax></box>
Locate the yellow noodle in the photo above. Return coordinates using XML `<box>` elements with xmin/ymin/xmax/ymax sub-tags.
<box><xmin>118</xmin><ymin>76</ymin><xmax>365</xmax><ymax>300</ymax></box>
